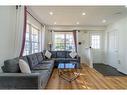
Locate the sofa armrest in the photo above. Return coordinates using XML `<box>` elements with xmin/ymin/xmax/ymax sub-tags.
<box><xmin>75</xmin><ymin>55</ymin><xmax>81</xmax><ymax>68</ymax></box>
<box><xmin>76</xmin><ymin>55</ymin><xmax>80</xmax><ymax>63</ymax></box>
<box><xmin>0</xmin><ymin>73</ymin><xmax>43</xmax><ymax>89</ymax></box>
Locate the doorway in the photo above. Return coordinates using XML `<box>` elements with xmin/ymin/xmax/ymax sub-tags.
<box><xmin>107</xmin><ymin>30</ymin><xmax>119</xmax><ymax>69</ymax></box>
<box><xmin>90</xmin><ymin>31</ymin><xmax>104</xmax><ymax>64</ymax></box>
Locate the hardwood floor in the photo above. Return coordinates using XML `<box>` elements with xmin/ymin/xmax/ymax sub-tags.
<box><xmin>46</xmin><ymin>64</ymin><xmax>127</xmax><ymax>89</ymax></box>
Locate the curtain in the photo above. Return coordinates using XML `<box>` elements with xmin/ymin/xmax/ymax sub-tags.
<box><xmin>51</xmin><ymin>30</ymin><xmax>55</xmax><ymax>50</ymax></box>
<box><xmin>19</xmin><ymin>6</ymin><xmax>27</xmax><ymax>57</ymax></box>
<box><xmin>40</xmin><ymin>25</ymin><xmax>45</xmax><ymax>51</ymax></box>
<box><xmin>73</xmin><ymin>30</ymin><xmax>77</xmax><ymax>52</ymax></box>
<box><xmin>13</xmin><ymin>6</ymin><xmax>26</xmax><ymax>57</ymax></box>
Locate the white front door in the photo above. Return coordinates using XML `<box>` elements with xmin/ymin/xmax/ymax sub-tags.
<box><xmin>90</xmin><ymin>31</ymin><xmax>104</xmax><ymax>63</ymax></box>
<box><xmin>108</xmin><ymin>30</ymin><xmax>119</xmax><ymax>69</ymax></box>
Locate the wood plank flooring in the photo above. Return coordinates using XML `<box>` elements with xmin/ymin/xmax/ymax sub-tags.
<box><xmin>46</xmin><ymin>64</ymin><xmax>127</xmax><ymax>89</ymax></box>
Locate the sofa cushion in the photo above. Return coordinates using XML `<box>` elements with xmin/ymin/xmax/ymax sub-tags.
<box><xmin>66</xmin><ymin>51</ymin><xmax>72</xmax><ymax>58</ymax></box>
<box><xmin>33</xmin><ymin>63</ymin><xmax>53</xmax><ymax>71</ymax></box>
<box><xmin>27</xmin><ymin>54</ymin><xmax>39</xmax><ymax>69</ymax></box>
<box><xmin>69</xmin><ymin>51</ymin><xmax>77</xmax><ymax>58</ymax></box>
<box><xmin>36</xmin><ymin>52</ymin><xmax>44</xmax><ymax>64</ymax></box>
<box><xmin>20</xmin><ymin>56</ymin><xmax>29</xmax><ymax>65</ymax></box>
<box><xmin>41</xmin><ymin>60</ymin><xmax>54</xmax><ymax>64</ymax></box>
<box><xmin>54</xmin><ymin>58</ymin><xmax>68</xmax><ymax>63</ymax></box>
<box><xmin>50</xmin><ymin>51</ymin><xmax>57</xmax><ymax>58</ymax></box>
<box><xmin>56</xmin><ymin>51</ymin><xmax>66</xmax><ymax>58</ymax></box>
<box><xmin>19</xmin><ymin>59</ymin><xmax>31</xmax><ymax>74</ymax></box>
<box><xmin>45</xmin><ymin>50</ymin><xmax>52</xmax><ymax>59</ymax></box>
<box><xmin>1</xmin><ymin>66</ymin><xmax>6</xmax><ymax>72</ymax></box>
<box><xmin>31</xmin><ymin>69</ymin><xmax>49</xmax><ymax>74</ymax></box>
<box><xmin>4</xmin><ymin>57</ymin><xmax>20</xmax><ymax>73</ymax></box>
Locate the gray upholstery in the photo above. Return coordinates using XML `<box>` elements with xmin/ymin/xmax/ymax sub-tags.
<box><xmin>31</xmin><ymin>70</ymin><xmax>50</xmax><ymax>89</ymax></box>
<box><xmin>1</xmin><ymin>66</ymin><xmax>6</xmax><ymax>72</ymax></box>
<box><xmin>0</xmin><ymin>52</ymin><xmax>55</xmax><ymax>89</ymax></box>
<box><xmin>50</xmin><ymin>51</ymin><xmax>57</xmax><ymax>58</ymax></box>
<box><xmin>56</xmin><ymin>51</ymin><xmax>66</xmax><ymax>58</ymax></box>
<box><xmin>33</xmin><ymin>63</ymin><xmax>54</xmax><ymax>72</ymax></box>
<box><xmin>42</xmin><ymin>60</ymin><xmax>54</xmax><ymax>64</ymax></box>
<box><xmin>4</xmin><ymin>58</ymin><xmax>20</xmax><ymax>73</ymax></box>
<box><xmin>27</xmin><ymin>54</ymin><xmax>39</xmax><ymax>69</ymax></box>
<box><xmin>43</xmin><ymin>51</ymin><xmax>80</xmax><ymax>67</ymax></box>
<box><xmin>55</xmin><ymin>58</ymin><xmax>77</xmax><ymax>62</ymax></box>
<box><xmin>0</xmin><ymin>72</ymin><xmax>48</xmax><ymax>89</ymax></box>
<box><xmin>35</xmin><ymin>52</ymin><xmax>44</xmax><ymax>64</ymax></box>
<box><xmin>65</xmin><ymin>51</ymin><xmax>72</xmax><ymax>58</ymax></box>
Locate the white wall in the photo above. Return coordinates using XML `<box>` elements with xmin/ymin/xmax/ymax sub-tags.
<box><xmin>105</xmin><ymin>17</ymin><xmax>127</xmax><ymax>74</ymax></box>
<box><xmin>0</xmin><ymin>6</ymin><xmax>17</xmax><ymax>72</ymax></box>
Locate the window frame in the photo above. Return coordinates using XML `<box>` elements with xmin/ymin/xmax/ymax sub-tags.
<box><xmin>91</xmin><ymin>34</ymin><xmax>101</xmax><ymax>49</ymax></box>
<box><xmin>23</xmin><ymin>23</ymin><xmax>40</xmax><ymax>55</ymax></box>
<box><xmin>54</xmin><ymin>32</ymin><xmax>75</xmax><ymax>51</ymax></box>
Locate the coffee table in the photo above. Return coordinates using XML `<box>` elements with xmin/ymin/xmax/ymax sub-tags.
<box><xmin>58</xmin><ymin>62</ymin><xmax>80</xmax><ymax>82</ymax></box>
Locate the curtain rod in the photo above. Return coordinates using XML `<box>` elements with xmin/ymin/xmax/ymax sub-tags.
<box><xmin>50</xmin><ymin>30</ymin><xmax>79</xmax><ymax>32</ymax></box>
<box><xmin>53</xmin><ymin>30</ymin><xmax>74</xmax><ymax>32</ymax></box>
<box><xmin>26</xmin><ymin>10</ymin><xmax>44</xmax><ymax>27</ymax></box>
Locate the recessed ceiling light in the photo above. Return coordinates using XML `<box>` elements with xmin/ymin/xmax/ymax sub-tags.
<box><xmin>54</xmin><ymin>22</ymin><xmax>56</xmax><ymax>25</ymax></box>
<box><xmin>76</xmin><ymin>22</ymin><xmax>79</xmax><ymax>25</ymax></box>
<box><xmin>102</xmin><ymin>19</ymin><xmax>106</xmax><ymax>23</ymax></box>
<box><xmin>49</xmin><ymin>12</ymin><xmax>53</xmax><ymax>15</ymax></box>
<box><xmin>82</xmin><ymin>12</ymin><xmax>86</xmax><ymax>16</ymax></box>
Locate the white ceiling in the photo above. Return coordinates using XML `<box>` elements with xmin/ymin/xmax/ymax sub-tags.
<box><xmin>29</xmin><ymin>6</ymin><xmax>127</xmax><ymax>27</ymax></box>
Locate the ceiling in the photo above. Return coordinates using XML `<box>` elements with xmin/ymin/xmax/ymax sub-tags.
<box><xmin>29</xmin><ymin>6</ymin><xmax>127</xmax><ymax>27</ymax></box>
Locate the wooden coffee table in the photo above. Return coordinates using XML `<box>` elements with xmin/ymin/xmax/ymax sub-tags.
<box><xmin>58</xmin><ymin>62</ymin><xmax>80</xmax><ymax>82</ymax></box>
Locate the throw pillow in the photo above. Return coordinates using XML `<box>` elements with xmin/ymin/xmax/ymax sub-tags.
<box><xmin>45</xmin><ymin>50</ymin><xmax>52</xmax><ymax>59</ymax></box>
<box><xmin>19</xmin><ymin>59</ymin><xmax>31</xmax><ymax>74</ymax></box>
<box><xmin>69</xmin><ymin>51</ymin><xmax>77</xmax><ymax>58</ymax></box>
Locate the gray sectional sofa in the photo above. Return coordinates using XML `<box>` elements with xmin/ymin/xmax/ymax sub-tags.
<box><xmin>44</xmin><ymin>50</ymin><xmax>80</xmax><ymax>68</ymax></box>
<box><xmin>0</xmin><ymin>51</ymin><xmax>80</xmax><ymax>89</ymax></box>
<box><xmin>0</xmin><ymin>52</ymin><xmax>54</xmax><ymax>89</ymax></box>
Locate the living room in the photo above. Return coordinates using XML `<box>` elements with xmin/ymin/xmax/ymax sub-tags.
<box><xmin>1</xmin><ymin>2</ymin><xmax>127</xmax><ymax>92</ymax></box>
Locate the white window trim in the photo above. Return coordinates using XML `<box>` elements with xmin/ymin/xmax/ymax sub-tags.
<box><xmin>23</xmin><ymin>23</ymin><xmax>41</xmax><ymax>55</ymax></box>
<box><xmin>90</xmin><ymin>32</ymin><xmax>102</xmax><ymax>50</ymax></box>
<box><xmin>53</xmin><ymin>32</ymin><xmax>75</xmax><ymax>51</ymax></box>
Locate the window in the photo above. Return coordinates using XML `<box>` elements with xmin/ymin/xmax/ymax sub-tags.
<box><xmin>23</xmin><ymin>23</ymin><xmax>40</xmax><ymax>55</ymax></box>
<box><xmin>54</xmin><ymin>32</ymin><xmax>75</xmax><ymax>51</ymax></box>
<box><xmin>91</xmin><ymin>35</ymin><xmax>100</xmax><ymax>49</ymax></box>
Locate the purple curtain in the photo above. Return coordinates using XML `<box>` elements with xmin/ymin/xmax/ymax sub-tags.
<box><xmin>73</xmin><ymin>30</ymin><xmax>77</xmax><ymax>52</ymax></box>
<box><xmin>19</xmin><ymin>6</ymin><xmax>27</xmax><ymax>57</ymax></box>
